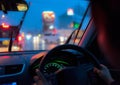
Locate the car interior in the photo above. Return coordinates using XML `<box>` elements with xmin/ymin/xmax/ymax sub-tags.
<box><xmin>0</xmin><ymin>0</ymin><xmax>120</xmax><ymax>85</ymax></box>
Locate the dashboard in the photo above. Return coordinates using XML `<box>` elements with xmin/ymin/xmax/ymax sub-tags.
<box><xmin>0</xmin><ymin>51</ymin><xmax>43</xmax><ymax>85</ymax></box>
<box><xmin>0</xmin><ymin>48</ymin><xmax>116</xmax><ymax>85</ymax></box>
<box><xmin>0</xmin><ymin>50</ymin><xmax>79</xmax><ymax>85</ymax></box>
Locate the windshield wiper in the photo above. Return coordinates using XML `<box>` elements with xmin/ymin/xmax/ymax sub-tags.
<box><xmin>65</xmin><ymin>3</ymin><xmax>91</xmax><ymax>44</ymax></box>
<box><xmin>65</xmin><ymin>30</ymin><xmax>76</xmax><ymax>44</ymax></box>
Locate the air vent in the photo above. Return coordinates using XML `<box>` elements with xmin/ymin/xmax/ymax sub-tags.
<box><xmin>5</xmin><ymin>64</ymin><xmax>23</xmax><ymax>75</ymax></box>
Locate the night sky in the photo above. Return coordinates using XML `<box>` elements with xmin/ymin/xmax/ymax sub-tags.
<box><xmin>0</xmin><ymin>0</ymin><xmax>90</xmax><ymax>34</ymax></box>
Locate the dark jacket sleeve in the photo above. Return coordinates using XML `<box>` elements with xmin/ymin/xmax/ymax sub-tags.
<box><xmin>111</xmin><ymin>81</ymin><xmax>120</xmax><ymax>85</ymax></box>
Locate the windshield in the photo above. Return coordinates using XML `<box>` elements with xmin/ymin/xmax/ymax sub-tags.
<box><xmin>0</xmin><ymin>0</ymin><xmax>90</xmax><ymax>52</ymax></box>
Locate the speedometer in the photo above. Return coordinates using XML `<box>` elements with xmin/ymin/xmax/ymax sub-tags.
<box><xmin>43</xmin><ymin>62</ymin><xmax>63</xmax><ymax>74</ymax></box>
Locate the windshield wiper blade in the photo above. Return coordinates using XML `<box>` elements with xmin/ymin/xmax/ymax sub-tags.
<box><xmin>65</xmin><ymin>3</ymin><xmax>91</xmax><ymax>44</ymax></box>
<box><xmin>65</xmin><ymin>30</ymin><xmax>76</xmax><ymax>44</ymax></box>
<box><xmin>73</xmin><ymin>3</ymin><xmax>91</xmax><ymax>44</ymax></box>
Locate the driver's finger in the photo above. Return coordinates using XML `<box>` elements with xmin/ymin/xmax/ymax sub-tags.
<box><xmin>34</xmin><ymin>76</ymin><xmax>40</xmax><ymax>82</ymax></box>
<box><xmin>100</xmin><ymin>64</ymin><xmax>108</xmax><ymax>69</ymax></box>
<box><xmin>94</xmin><ymin>67</ymin><xmax>101</xmax><ymax>74</ymax></box>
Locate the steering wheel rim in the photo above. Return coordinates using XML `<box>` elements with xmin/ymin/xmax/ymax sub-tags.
<box><xmin>38</xmin><ymin>44</ymin><xmax>101</xmax><ymax>85</ymax></box>
<box><xmin>40</xmin><ymin>44</ymin><xmax>101</xmax><ymax>73</ymax></box>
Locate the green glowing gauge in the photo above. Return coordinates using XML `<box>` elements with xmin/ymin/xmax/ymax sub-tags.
<box><xmin>44</xmin><ymin>62</ymin><xmax>63</xmax><ymax>74</ymax></box>
<box><xmin>54</xmin><ymin>60</ymin><xmax>69</xmax><ymax>65</ymax></box>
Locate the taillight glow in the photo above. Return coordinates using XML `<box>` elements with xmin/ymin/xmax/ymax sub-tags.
<box><xmin>18</xmin><ymin>36</ymin><xmax>22</xmax><ymax>41</ymax></box>
<box><xmin>2</xmin><ymin>23</ymin><xmax>10</xmax><ymax>29</ymax></box>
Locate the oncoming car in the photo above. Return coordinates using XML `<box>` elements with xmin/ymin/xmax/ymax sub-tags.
<box><xmin>0</xmin><ymin>0</ymin><xmax>120</xmax><ymax>85</ymax></box>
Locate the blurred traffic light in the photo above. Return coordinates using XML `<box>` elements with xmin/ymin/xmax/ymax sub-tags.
<box><xmin>73</xmin><ymin>22</ymin><xmax>80</xmax><ymax>29</ymax></box>
<box><xmin>18</xmin><ymin>36</ymin><xmax>22</xmax><ymax>41</ymax></box>
<box><xmin>16</xmin><ymin>35</ymin><xmax>23</xmax><ymax>42</ymax></box>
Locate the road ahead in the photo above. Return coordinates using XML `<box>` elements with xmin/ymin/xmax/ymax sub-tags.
<box><xmin>22</xmin><ymin>36</ymin><xmax>64</xmax><ymax>51</ymax></box>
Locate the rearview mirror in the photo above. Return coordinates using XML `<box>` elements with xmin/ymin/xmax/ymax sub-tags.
<box><xmin>0</xmin><ymin>0</ymin><xmax>28</xmax><ymax>13</ymax></box>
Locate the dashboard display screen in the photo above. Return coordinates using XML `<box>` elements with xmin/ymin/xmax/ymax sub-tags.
<box><xmin>1</xmin><ymin>82</ymin><xmax>17</xmax><ymax>85</ymax></box>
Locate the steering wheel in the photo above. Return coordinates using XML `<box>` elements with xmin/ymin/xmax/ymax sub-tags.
<box><xmin>39</xmin><ymin>44</ymin><xmax>101</xmax><ymax>85</ymax></box>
